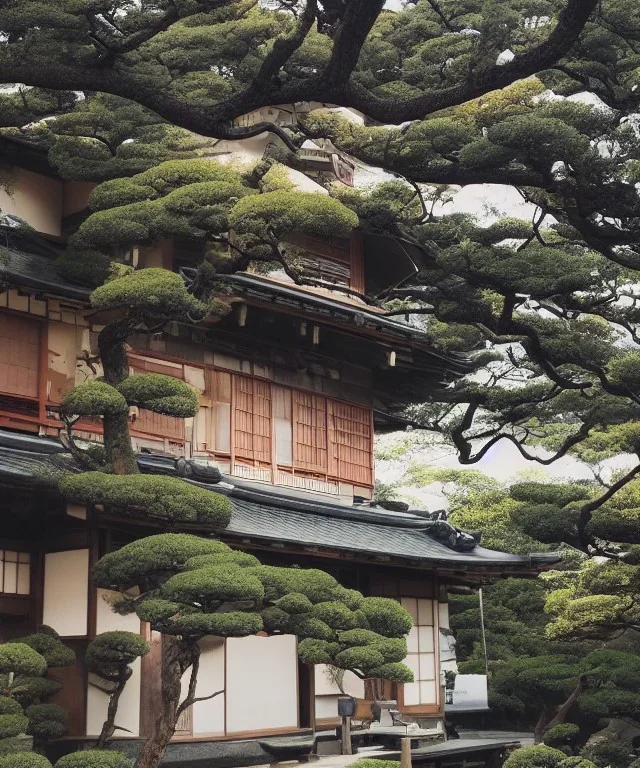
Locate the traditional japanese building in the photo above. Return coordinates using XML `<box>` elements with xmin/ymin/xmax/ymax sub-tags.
<box><xmin>0</xmin><ymin>128</ymin><xmax>557</xmax><ymax>759</ymax></box>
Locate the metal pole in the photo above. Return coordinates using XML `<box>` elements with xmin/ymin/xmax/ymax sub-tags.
<box><xmin>478</xmin><ymin>588</ymin><xmax>489</xmax><ymax>677</ymax></box>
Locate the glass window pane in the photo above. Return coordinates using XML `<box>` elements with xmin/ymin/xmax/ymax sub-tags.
<box><xmin>17</xmin><ymin>563</ymin><xmax>30</xmax><ymax>595</ymax></box>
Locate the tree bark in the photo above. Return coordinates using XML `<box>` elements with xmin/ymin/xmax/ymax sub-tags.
<box><xmin>534</xmin><ymin>709</ymin><xmax>549</xmax><ymax>744</ymax></box>
<box><xmin>98</xmin><ymin>322</ymin><xmax>139</xmax><ymax>475</ymax></box>
<box><xmin>542</xmin><ymin>679</ymin><xmax>585</xmax><ymax>738</ymax></box>
<box><xmin>135</xmin><ymin>636</ymin><xmax>196</xmax><ymax>768</ymax></box>
<box><xmin>96</xmin><ymin>669</ymin><xmax>132</xmax><ymax>748</ymax></box>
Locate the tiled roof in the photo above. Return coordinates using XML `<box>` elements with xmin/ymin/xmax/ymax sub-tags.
<box><xmin>0</xmin><ymin>246</ymin><xmax>90</xmax><ymax>301</ymax></box>
<box><xmin>0</xmin><ymin>430</ymin><xmax>558</xmax><ymax>571</ymax></box>
<box><xmin>223</xmin><ymin>493</ymin><xmax>548</xmax><ymax>568</ymax></box>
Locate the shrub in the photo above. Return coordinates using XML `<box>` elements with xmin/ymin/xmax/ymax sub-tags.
<box><xmin>25</xmin><ymin>704</ymin><xmax>68</xmax><ymax>740</ymax></box>
<box><xmin>558</xmin><ymin>759</ymin><xmax>598</xmax><ymax>768</ymax></box>
<box><xmin>0</xmin><ymin>700</ymin><xmax>21</xmax><ymax>716</ymax></box>
<box><xmin>580</xmin><ymin>738</ymin><xmax>633</xmax><ymax>768</ymax></box>
<box><xmin>0</xmin><ymin>715</ymin><xmax>28</xmax><ymax>740</ymax></box>
<box><xmin>0</xmin><ymin>752</ymin><xmax>53</xmax><ymax>768</ymax></box>
<box><xmin>351</xmin><ymin>761</ymin><xmax>401</xmax><ymax>768</ymax></box>
<box><xmin>544</xmin><ymin>724</ymin><xmax>580</xmax><ymax>749</ymax></box>
<box><xmin>503</xmin><ymin>746</ymin><xmax>568</xmax><ymax>768</ymax></box>
<box><xmin>0</xmin><ymin>740</ymin><xmax>34</xmax><ymax>759</ymax></box>
<box><xmin>18</xmin><ymin>628</ymin><xmax>75</xmax><ymax>669</ymax></box>
<box><xmin>54</xmin><ymin>752</ymin><xmax>130</xmax><ymax>768</ymax></box>
<box><xmin>0</xmin><ymin>646</ymin><xmax>47</xmax><ymax>678</ymax></box>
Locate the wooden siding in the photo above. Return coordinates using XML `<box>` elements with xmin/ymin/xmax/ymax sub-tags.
<box><xmin>0</xmin><ymin>313</ymin><xmax>40</xmax><ymax>399</ymax></box>
<box><xmin>328</xmin><ymin>401</ymin><xmax>373</xmax><ymax>486</ymax></box>
<box><xmin>293</xmin><ymin>392</ymin><xmax>327</xmax><ymax>473</ymax></box>
<box><xmin>233</xmin><ymin>375</ymin><xmax>272</xmax><ymax>465</ymax></box>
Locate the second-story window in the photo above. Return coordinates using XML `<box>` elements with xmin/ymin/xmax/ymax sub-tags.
<box><xmin>0</xmin><ymin>551</ymin><xmax>31</xmax><ymax>595</ymax></box>
<box><xmin>284</xmin><ymin>234</ymin><xmax>355</xmax><ymax>289</ymax></box>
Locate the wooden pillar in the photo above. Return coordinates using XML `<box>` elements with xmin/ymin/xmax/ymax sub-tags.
<box><xmin>297</xmin><ymin>661</ymin><xmax>315</xmax><ymax>730</ymax></box>
<box><xmin>140</xmin><ymin>625</ymin><xmax>163</xmax><ymax>737</ymax></box>
<box><xmin>341</xmin><ymin>715</ymin><xmax>352</xmax><ymax>755</ymax></box>
<box><xmin>401</xmin><ymin>737</ymin><xmax>412</xmax><ymax>768</ymax></box>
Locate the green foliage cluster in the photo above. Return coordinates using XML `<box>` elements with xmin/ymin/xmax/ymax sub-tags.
<box><xmin>85</xmin><ymin>632</ymin><xmax>149</xmax><ymax>682</ymax></box>
<box><xmin>59</xmin><ymin>473</ymin><xmax>232</xmax><ymax>527</ymax></box>
<box><xmin>54</xmin><ymin>751</ymin><xmax>130</xmax><ymax>768</ymax></box>
<box><xmin>61</xmin><ymin>375</ymin><xmax>199</xmax><ymax>421</ymax></box>
<box><xmin>90</xmin><ymin>269</ymin><xmax>208</xmax><ymax>319</ymax></box>
<box><xmin>503</xmin><ymin>746</ymin><xmax>598</xmax><ymax>768</ymax></box>
<box><xmin>94</xmin><ymin>533</ymin><xmax>413</xmax><ymax>682</ymax></box>
<box><xmin>0</xmin><ymin>629</ymin><xmax>73</xmax><ymax>757</ymax></box>
<box><xmin>0</xmin><ymin>754</ymin><xmax>53</xmax><ymax>768</ymax></box>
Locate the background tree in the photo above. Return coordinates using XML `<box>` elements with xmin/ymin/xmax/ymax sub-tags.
<box><xmin>93</xmin><ymin>533</ymin><xmax>413</xmax><ymax>768</ymax></box>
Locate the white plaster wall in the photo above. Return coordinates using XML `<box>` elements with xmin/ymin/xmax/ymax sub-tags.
<box><xmin>189</xmin><ymin>637</ymin><xmax>225</xmax><ymax>736</ymax></box>
<box><xmin>226</xmin><ymin>635</ymin><xmax>298</xmax><ymax>733</ymax></box>
<box><xmin>42</xmin><ymin>549</ymin><xmax>89</xmax><ymax>637</ymax></box>
<box><xmin>315</xmin><ymin>666</ymin><xmax>364</xmax><ymax>721</ymax></box>
<box><xmin>86</xmin><ymin>589</ymin><xmax>142</xmax><ymax>737</ymax></box>
<box><xmin>438</xmin><ymin>602</ymin><xmax>450</xmax><ymax>630</ymax></box>
<box><xmin>0</xmin><ymin>168</ymin><xmax>63</xmax><ymax>235</ymax></box>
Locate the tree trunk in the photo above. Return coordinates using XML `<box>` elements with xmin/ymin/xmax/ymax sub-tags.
<box><xmin>134</xmin><ymin>636</ymin><xmax>195</xmax><ymax>768</ymax></box>
<box><xmin>103</xmin><ymin>410</ymin><xmax>139</xmax><ymax>475</ymax></box>
<box><xmin>96</xmin><ymin>669</ymin><xmax>131</xmax><ymax>748</ymax></box>
<box><xmin>98</xmin><ymin>321</ymin><xmax>139</xmax><ymax>475</ymax></box>
<box><xmin>541</xmin><ymin>678</ymin><xmax>585</xmax><ymax>738</ymax></box>
<box><xmin>534</xmin><ymin>710</ymin><xmax>548</xmax><ymax>744</ymax></box>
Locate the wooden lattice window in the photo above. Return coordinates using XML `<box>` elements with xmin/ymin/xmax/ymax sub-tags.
<box><xmin>233</xmin><ymin>375</ymin><xmax>272</xmax><ymax>465</ymax></box>
<box><xmin>0</xmin><ymin>551</ymin><xmax>31</xmax><ymax>595</ymax></box>
<box><xmin>285</xmin><ymin>233</ymin><xmax>352</xmax><ymax>287</ymax></box>
<box><xmin>328</xmin><ymin>401</ymin><xmax>373</xmax><ymax>486</ymax></box>
<box><xmin>293</xmin><ymin>391</ymin><xmax>328</xmax><ymax>474</ymax></box>
<box><xmin>0</xmin><ymin>314</ymin><xmax>40</xmax><ymax>399</ymax></box>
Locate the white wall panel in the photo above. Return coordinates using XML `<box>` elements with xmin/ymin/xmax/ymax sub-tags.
<box><xmin>42</xmin><ymin>549</ymin><xmax>89</xmax><ymax>637</ymax></box>
<box><xmin>226</xmin><ymin>635</ymin><xmax>297</xmax><ymax>733</ymax></box>
<box><xmin>192</xmin><ymin>637</ymin><xmax>225</xmax><ymax>735</ymax></box>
